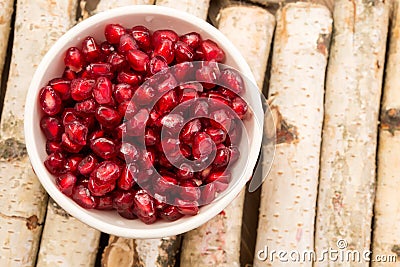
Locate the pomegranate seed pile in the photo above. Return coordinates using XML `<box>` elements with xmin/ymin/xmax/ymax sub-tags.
<box><xmin>39</xmin><ymin>24</ymin><xmax>249</xmax><ymax>224</ymax></box>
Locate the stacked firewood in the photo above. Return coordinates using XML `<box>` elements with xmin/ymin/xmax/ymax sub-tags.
<box><xmin>0</xmin><ymin>0</ymin><xmax>398</xmax><ymax>266</ymax></box>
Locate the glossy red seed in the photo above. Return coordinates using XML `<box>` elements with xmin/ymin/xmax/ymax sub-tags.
<box><xmin>126</xmin><ymin>108</ymin><xmax>149</xmax><ymax>136</ymax></box>
<box><xmin>180</xmin><ymin>32</ymin><xmax>202</xmax><ymax>49</ymax></box>
<box><xmin>133</xmin><ymin>190</ymin><xmax>157</xmax><ymax>224</ymax></box>
<box><xmin>152</xmin><ymin>29</ymin><xmax>179</xmax><ymax>45</ymax></box>
<box><xmin>199</xmin><ymin>40</ymin><xmax>225</xmax><ymax>62</ymax></box>
<box><xmin>107</xmin><ymin>51</ymin><xmax>127</xmax><ymax>71</ymax></box>
<box><xmin>90</xmin><ymin>137</ymin><xmax>118</xmax><ymax>160</ymax></box>
<box><xmin>153</xmin><ymin>39</ymin><xmax>174</xmax><ymax>64</ymax></box>
<box><xmin>104</xmin><ymin>24</ymin><xmax>126</xmax><ymax>44</ymax></box>
<box><xmin>46</xmin><ymin>140</ymin><xmax>62</xmax><ymax>154</ymax></box>
<box><xmin>227</xmin><ymin>124</ymin><xmax>242</xmax><ymax>146</ymax></box>
<box><xmin>173</xmin><ymin>61</ymin><xmax>194</xmax><ymax>81</ymax></box>
<box><xmin>181</xmin><ymin>143</ymin><xmax>192</xmax><ymax>159</ymax></box>
<box><xmin>56</xmin><ymin>172</ymin><xmax>77</xmax><ymax>196</ymax></box>
<box><xmin>63</xmin><ymin>68</ymin><xmax>77</xmax><ymax>80</ymax></box>
<box><xmin>206</xmin><ymin>170</ymin><xmax>231</xmax><ymax>184</ymax></box>
<box><xmin>82</xmin><ymin>36</ymin><xmax>100</xmax><ymax>62</ymax></box>
<box><xmin>231</xmin><ymin>97</ymin><xmax>248</xmax><ymax>119</ymax></box>
<box><xmin>61</xmin><ymin>133</ymin><xmax>84</xmax><ymax>153</ymax></box>
<box><xmin>154</xmin><ymin>175</ymin><xmax>178</xmax><ymax>195</ymax></box>
<box><xmin>219</xmin><ymin>68</ymin><xmax>245</xmax><ymax>95</ymax></box>
<box><xmin>72</xmin><ymin>184</ymin><xmax>96</xmax><ymax>209</ymax></box>
<box><xmin>207</xmin><ymin>92</ymin><xmax>231</xmax><ymax>109</ymax></box>
<box><xmin>87</xmin><ymin>63</ymin><xmax>113</xmax><ymax>78</ymax></box>
<box><xmin>179</xmin><ymin>180</ymin><xmax>200</xmax><ymax>201</ymax></box>
<box><xmin>160</xmin><ymin>205</ymin><xmax>183</xmax><ymax>221</ymax></box>
<box><xmin>78</xmin><ymin>154</ymin><xmax>98</xmax><ymax>176</ymax></box>
<box><xmin>100</xmin><ymin>41</ymin><xmax>115</xmax><ymax>56</ymax></box>
<box><xmin>210</xmin><ymin>109</ymin><xmax>232</xmax><ymax>131</ymax></box>
<box><xmin>161</xmin><ymin>113</ymin><xmax>184</xmax><ymax>135</ymax></box>
<box><xmin>196</xmin><ymin>65</ymin><xmax>219</xmax><ymax>90</ymax></box>
<box><xmin>192</xmin><ymin>100</ymin><xmax>209</xmax><ymax>117</ymax></box>
<box><xmin>118</xmin><ymin>34</ymin><xmax>138</xmax><ymax>54</ymax></box>
<box><xmin>64</xmin><ymin>121</ymin><xmax>88</xmax><ymax>146</ymax></box>
<box><xmin>159</xmin><ymin>153</ymin><xmax>173</xmax><ymax>168</ymax></box>
<box><xmin>49</xmin><ymin>78</ymin><xmax>71</xmax><ymax>100</ymax></box>
<box><xmin>180</xmin><ymin>119</ymin><xmax>202</xmax><ymax>144</ymax></box>
<box><xmin>39</xmin><ymin>86</ymin><xmax>62</xmax><ymax>116</ymax></box>
<box><xmin>44</xmin><ymin>152</ymin><xmax>66</xmax><ymax>175</ymax></box>
<box><xmin>142</xmin><ymin>147</ymin><xmax>157</xmax><ymax>169</ymax></box>
<box><xmin>148</xmin><ymin>56</ymin><xmax>168</xmax><ymax>75</ymax></box>
<box><xmin>95</xmin><ymin>106</ymin><xmax>121</xmax><ymax>129</ymax></box>
<box><xmin>145</xmin><ymin>127</ymin><xmax>158</xmax><ymax>146</ymax></box>
<box><xmin>201</xmin><ymin>183</ymin><xmax>216</xmax><ymax>204</ymax></box>
<box><xmin>117</xmin><ymin>70</ymin><xmax>142</xmax><ymax>86</ymax></box>
<box><xmin>204</xmin><ymin>127</ymin><xmax>226</xmax><ymax>145</ymax></box>
<box><xmin>88</xmin><ymin>176</ymin><xmax>116</xmax><ymax>196</ymax></box>
<box><xmin>155</xmin><ymin>72</ymin><xmax>178</xmax><ymax>93</ymax></box>
<box><xmin>229</xmin><ymin>146</ymin><xmax>240</xmax><ymax>164</ymax></box>
<box><xmin>113</xmin><ymin>83</ymin><xmax>133</xmax><ymax>104</ymax></box>
<box><xmin>127</xmin><ymin>49</ymin><xmax>149</xmax><ymax>72</ymax></box>
<box><xmin>175</xmin><ymin>199</ymin><xmax>199</xmax><ymax>215</ymax></box>
<box><xmin>177</xmin><ymin>163</ymin><xmax>194</xmax><ymax>180</ymax></box>
<box><xmin>119</xmin><ymin>101</ymin><xmax>137</xmax><ymax>119</ymax></box>
<box><xmin>74</xmin><ymin>98</ymin><xmax>97</xmax><ymax>115</ymax></box>
<box><xmin>40</xmin><ymin>116</ymin><xmax>63</xmax><ymax>141</ymax></box>
<box><xmin>70</xmin><ymin>78</ymin><xmax>95</xmax><ymax>101</ymax></box>
<box><xmin>117</xmin><ymin>164</ymin><xmax>137</xmax><ymax>190</ymax></box>
<box><xmin>62</xmin><ymin>108</ymin><xmax>79</xmax><ymax>125</ymax></box>
<box><xmin>119</xmin><ymin>142</ymin><xmax>140</xmax><ymax>162</ymax></box>
<box><xmin>91</xmin><ymin>77</ymin><xmax>113</xmax><ymax>105</ymax></box>
<box><xmin>134</xmin><ymin>84</ymin><xmax>155</xmax><ymax>106</ymax></box>
<box><xmin>192</xmin><ymin>132</ymin><xmax>214</xmax><ymax>160</ymax></box>
<box><xmin>131</xmin><ymin>25</ymin><xmax>151</xmax><ymax>50</ymax></box>
<box><xmin>64</xmin><ymin>47</ymin><xmax>85</xmax><ymax>72</ymax></box>
<box><xmin>95</xmin><ymin>195</ymin><xmax>114</xmax><ymax>210</ymax></box>
<box><xmin>112</xmin><ymin>190</ymin><xmax>134</xmax><ymax>210</ymax></box>
<box><xmin>91</xmin><ymin>160</ymin><xmax>121</xmax><ymax>185</ymax></box>
<box><xmin>175</xmin><ymin>41</ymin><xmax>194</xmax><ymax>63</ymax></box>
<box><xmin>156</xmin><ymin>89</ymin><xmax>178</xmax><ymax>114</ymax></box>
<box><xmin>118</xmin><ymin>207</ymin><xmax>137</xmax><ymax>219</ymax></box>
<box><xmin>213</xmin><ymin>146</ymin><xmax>231</xmax><ymax>167</ymax></box>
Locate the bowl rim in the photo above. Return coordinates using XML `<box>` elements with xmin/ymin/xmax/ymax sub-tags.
<box><xmin>24</xmin><ymin>4</ymin><xmax>263</xmax><ymax>238</ymax></box>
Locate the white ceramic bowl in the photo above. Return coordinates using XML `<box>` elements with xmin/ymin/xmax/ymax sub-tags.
<box><xmin>24</xmin><ymin>5</ymin><xmax>263</xmax><ymax>238</ymax></box>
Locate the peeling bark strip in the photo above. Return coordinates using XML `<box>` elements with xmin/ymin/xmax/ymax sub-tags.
<box><xmin>314</xmin><ymin>0</ymin><xmax>389</xmax><ymax>266</ymax></box>
<box><xmin>0</xmin><ymin>0</ymin><xmax>13</xmax><ymax>83</ymax></box>
<box><xmin>180</xmin><ymin>6</ymin><xmax>275</xmax><ymax>267</ymax></box>
<box><xmin>0</xmin><ymin>1</ymin><xmax>77</xmax><ymax>266</ymax></box>
<box><xmin>372</xmin><ymin>0</ymin><xmax>400</xmax><ymax>266</ymax></box>
<box><xmin>254</xmin><ymin>3</ymin><xmax>332</xmax><ymax>267</ymax></box>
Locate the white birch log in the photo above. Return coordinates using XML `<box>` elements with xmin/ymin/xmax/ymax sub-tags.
<box><xmin>253</xmin><ymin>3</ymin><xmax>332</xmax><ymax>267</ymax></box>
<box><xmin>0</xmin><ymin>0</ymin><xmax>13</xmax><ymax>82</ymax></box>
<box><xmin>93</xmin><ymin>0</ymin><xmax>155</xmax><ymax>14</ymax></box>
<box><xmin>0</xmin><ymin>0</ymin><xmax>77</xmax><ymax>266</ymax></box>
<box><xmin>372</xmin><ymin>0</ymin><xmax>400</xmax><ymax>265</ymax></box>
<box><xmin>180</xmin><ymin>6</ymin><xmax>275</xmax><ymax>267</ymax></box>
<box><xmin>155</xmin><ymin>0</ymin><xmax>210</xmax><ymax>19</ymax></box>
<box><xmin>314</xmin><ymin>0</ymin><xmax>389</xmax><ymax>266</ymax></box>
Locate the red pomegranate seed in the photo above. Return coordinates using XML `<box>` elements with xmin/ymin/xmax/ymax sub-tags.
<box><xmin>204</xmin><ymin>127</ymin><xmax>226</xmax><ymax>145</ymax></box>
<box><xmin>192</xmin><ymin>100</ymin><xmax>209</xmax><ymax>117</ymax></box>
<box><xmin>64</xmin><ymin>47</ymin><xmax>85</xmax><ymax>72</ymax></box>
<box><xmin>56</xmin><ymin>172</ymin><xmax>77</xmax><ymax>196</ymax></box>
<box><xmin>100</xmin><ymin>41</ymin><xmax>115</xmax><ymax>56</ymax></box>
<box><xmin>44</xmin><ymin>152</ymin><xmax>66</xmax><ymax>175</ymax></box>
<box><xmin>179</xmin><ymin>179</ymin><xmax>200</xmax><ymax>201</ymax></box>
<box><xmin>39</xmin><ymin>86</ymin><xmax>62</xmax><ymax>116</ymax></box>
<box><xmin>152</xmin><ymin>29</ymin><xmax>179</xmax><ymax>45</ymax></box>
<box><xmin>142</xmin><ymin>147</ymin><xmax>157</xmax><ymax>169</ymax></box>
<box><xmin>201</xmin><ymin>183</ymin><xmax>216</xmax><ymax>204</ymax></box>
<box><xmin>61</xmin><ymin>133</ymin><xmax>84</xmax><ymax>153</ymax></box>
<box><xmin>196</xmin><ymin>64</ymin><xmax>220</xmax><ymax>90</ymax></box>
<box><xmin>227</xmin><ymin>124</ymin><xmax>242</xmax><ymax>146</ymax></box>
<box><xmin>117</xmin><ymin>70</ymin><xmax>142</xmax><ymax>86</ymax></box>
<box><xmin>107</xmin><ymin>52</ymin><xmax>127</xmax><ymax>71</ymax></box>
<box><xmin>192</xmin><ymin>132</ymin><xmax>214</xmax><ymax>160</ymax></box>
<box><xmin>206</xmin><ymin>170</ymin><xmax>231</xmax><ymax>192</ymax></box>
<box><xmin>88</xmin><ymin>176</ymin><xmax>116</xmax><ymax>196</ymax></box>
<box><xmin>72</xmin><ymin>184</ymin><xmax>96</xmax><ymax>209</ymax></box>
<box><xmin>156</xmin><ymin>89</ymin><xmax>178</xmax><ymax>114</ymax></box>
<box><xmin>148</xmin><ymin>56</ymin><xmax>168</xmax><ymax>75</ymax></box>
<box><xmin>219</xmin><ymin>68</ymin><xmax>245</xmax><ymax>95</ymax></box>
<box><xmin>177</xmin><ymin>163</ymin><xmax>194</xmax><ymax>180</ymax></box>
<box><xmin>112</xmin><ymin>190</ymin><xmax>134</xmax><ymax>210</ymax></box>
<box><xmin>92</xmin><ymin>77</ymin><xmax>113</xmax><ymax>105</ymax></box>
<box><xmin>119</xmin><ymin>142</ymin><xmax>140</xmax><ymax>162</ymax></box>
<box><xmin>175</xmin><ymin>41</ymin><xmax>194</xmax><ymax>63</ymax></box>
<box><xmin>74</xmin><ymin>98</ymin><xmax>97</xmax><ymax>115</ymax></box>
<box><xmin>180</xmin><ymin>32</ymin><xmax>202</xmax><ymax>49</ymax></box>
<box><xmin>117</xmin><ymin>164</ymin><xmax>137</xmax><ymax>190</ymax></box>
<box><xmin>127</xmin><ymin>49</ymin><xmax>149</xmax><ymax>72</ymax></box>
<box><xmin>118</xmin><ymin>207</ymin><xmax>137</xmax><ymax>219</ymax></box>
<box><xmin>145</xmin><ymin>127</ymin><xmax>158</xmax><ymax>146</ymax></box>
<box><xmin>180</xmin><ymin>119</ymin><xmax>202</xmax><ymax>144</ymax></box>
<box><xmin>159</xmin><ymin>153</ymin><xmax>173</xmax><ymax>168</ymax></box>
<box><xmin>134</xmin><ymin>84</ymin><xmax>155</xmax><ymax>106</ymax></box>
<box><xmin>126</xmin><ymin>108</ymin><xmax>149</xmax><ymax>136</ymax></box>
<box><xmin>198</xmin><ymin>40</ymin><xmax>225</xmax><ymax>62</ymax></box>
<box><xmin>104</xmin><ymin>24</ymin><xmax>126</xmax><ymax>44</ymax></box>
<box><xmin>173</xmin><ymin>61</ymin><xmax>194</xmax><ymax>81</ymax></box>
<box><xmin>87</xmin><ymin>63</ymin><xmax>113</xmax><ymax>78</ymax></box>
<box><xmin>40</xmin><ymin>116</ymin><xmax>63</xmax><ymax>141</ymax></box>
<box><xmin>49</xmin><ymin>78</ymin><xmax>71</xmax><ymax>100</ymax></box>
<box><xmin>70</xmin><ymin>78</ymin><xmax>95</xmax><ymax>101</ymax></box>
<box><xmin>63</xmin><ymin>68</ymin><xmax>78</xmax><ymax>80</ymax></box>
<box><xmin>95</xmin><ymin>106</ymin><xmax>121</xmax><ymax>129</ymax></box>
<box><xmin>118</xmin><ymin>101</ymin><xmax>137</xmax><ymax>119</ymax></box>
<box><xmin>64</xmin><ymin>121</ymin><xmax>88</xmax><ymax>146</ymax></box>
<box><xmin>154</xmin><ymin>174</ymin><xmax>178</xmax><ymax>195</ymax></box>
<box><xmin>131</xmin><ymin>25</ymin><xmax>151</xmax><ymax>51</ymax></box>
<box><xmin>78</xmin><ymin>154</ymin><xmax>98</xmax><ymax>176</ymax></box>
<box><xmin>90</xmin><ymin>137</ymin><xmax>118</xmax><ymax>159</ymax></box>
<box><xmin>207</xmin><ymin>92</ymin><xmax>231</xmax><ymax>109</ymax></box>
<box><xmin>153</xmin><ymin>39</ymin><xmax>174</xmax><ymax>64</ymax></box>
<box><xmin>95</xmin><ymin>195</ymin><xmax>114</xmax><ymax>210</ymax></box>
<box><xmin>217</xmin><ymin>86</ymin><xmax>237</xmax><ymax>99</ymax></box>
<box><xmin>91</xmin><ymin>160</ymin><xmax>121</xmax><ymax>185</ymax></box>
<box><xmin>181</xmin><ymin>143</ymin><xmax>192</xmax><ymax>159</ymax></box>
<box><xmin>118</xmin><ymin>34</ymin><xmax>138</xmax><ymax>54</ymax></box>
<box><xmin>210</xmin><ymin>109</ymin><xmax>232</xmax><ymax>131</ymax></box>
<box><xmin>155</xmin><ymin>72</ymin><xmax>178</xmax><ymax>94</ymax></box>
<box><xmin>88</xmin><ymin>129</ymin><xmax>104</xmax><ymax>143</ymax></box>
<box><xmin>231</xmin><ymin>97</ymin><xmax>248</xmax><ymax>119</ymax></box>
<box><xmin>160</xmin><ymin>113</ymin><xmax>184</xmax><ymax>133</ymax></box>
<box><xmin>62</xmin><ymin>108</ymin><xmax>79</xmax><ymax>125</ymax></box>
<box><xmin>160</xmin><ymin>205</ymin><xmax>183</xmax><ymax>221</ymax></box>
<box><xmin>133</xmin><ymin>190</ymin><xmax>157</xmax><ymax>224</ymax></box>
<box><xmin>175</xmin><ymin>199</ymin><xmax>199</xmax><ymax>215</ymax></box>
<box><xmin>46</xmin><ymin>140</ymin><xmax>62</xmax><ymax>154</ymax></box>
<box><xmin>82</xmin><ymin>36</ymin><xmax>100</xmax><ymax>62</ymax></box>
<box><xmin>114</xmin><ymin>83</ymin><xmax>133</xmax><ymax>104</ymax></box>
<box><xmin>213</xmin><ymin>146</ymin><xmax>231</xmax><ymax>167</ymax></box>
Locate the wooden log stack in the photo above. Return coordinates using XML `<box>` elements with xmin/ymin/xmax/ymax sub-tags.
<box><xmin>1</xmin><ymin>0</ymin><xmax>400</xmax><ymax>266</ymax></box>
